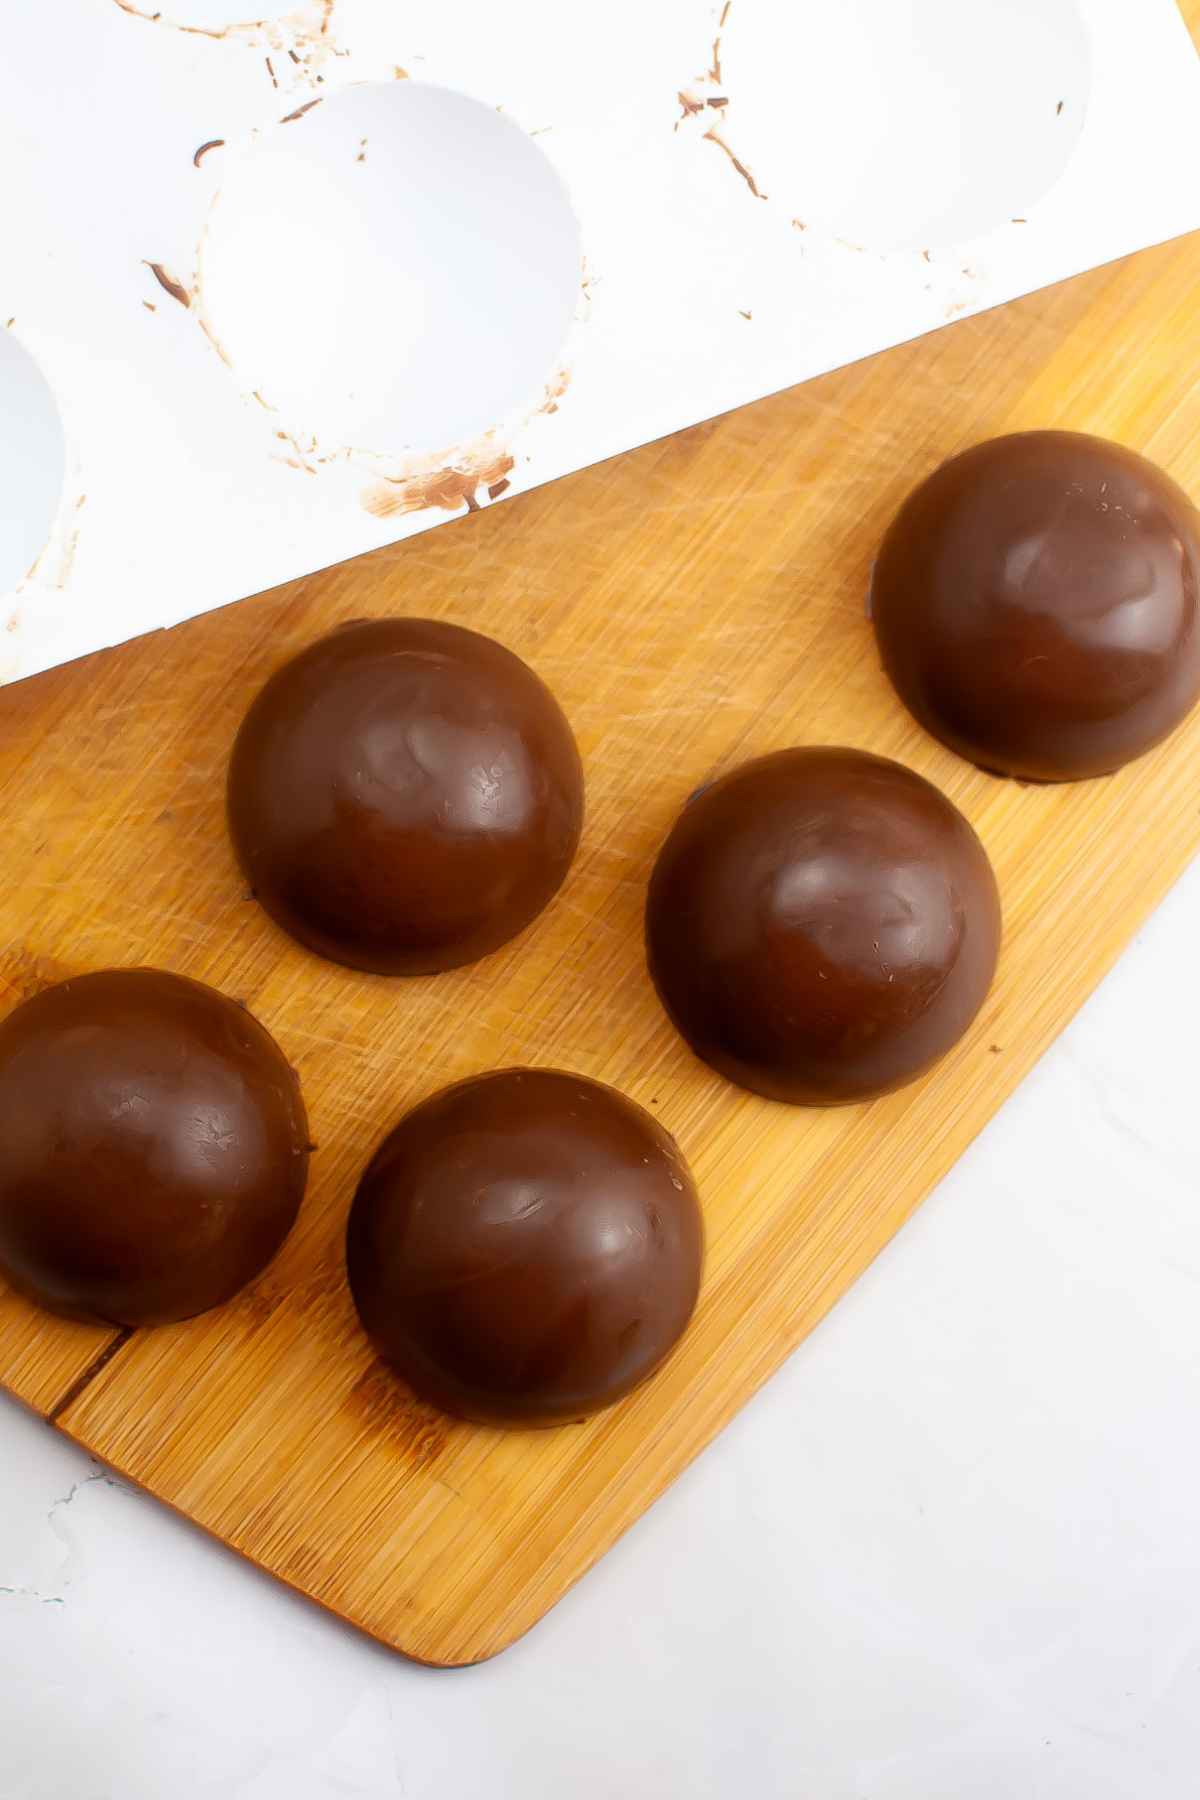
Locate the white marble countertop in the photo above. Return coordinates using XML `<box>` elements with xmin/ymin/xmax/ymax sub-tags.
<box><xmin>3</xmin><ymin>861</ymin><xmax>1199</xmax><ymax>1799</ymax></box>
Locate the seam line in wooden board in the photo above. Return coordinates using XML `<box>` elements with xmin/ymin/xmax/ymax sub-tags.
<box><xmin>46</xmin><ymin>1327</ymin><xmax>134</xmax><ymax>1423</ymax></box>
<box><xmin>6</xmin><ymin>82</ymin><xmax>1200</xmax><ymax>1659</ymax></box>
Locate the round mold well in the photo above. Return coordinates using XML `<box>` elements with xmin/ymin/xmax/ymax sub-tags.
<box><xmin>718</xmin><ymin>0</ymin><xmax>1091</xmax><ymax>253</ymax></box>
<box><xmin>198</xmin><ymin>81</ymin><xmax>583</xmax><ymax>458</ymax></box>
<box><xmin>0</xmin><ymin>329</ymin><xmax>68</xmax><ymax>593</ymax></box>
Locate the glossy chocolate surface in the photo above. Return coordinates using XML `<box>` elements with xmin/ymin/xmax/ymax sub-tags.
<box><xmin>0</xmin><ymin>969</ymin><xmax>309</xmax><ymax>1327</ymax></box>
<box><xmin>228</xmin><ymin>619</ymin><xmax>584</xmax><ymax>975</ymax></box>
<box><xmin>871</xmin><ymin>431</ymin><xmax>1200</xmax><ymax>780</ymax></box>
<box><xmin>346</xmin><ymin>1069</ymin><xmax>704</xmax><ymax>1427</ymax></box>
<box><xmin>646</xmin><ymin>748</ymin><xmax>1001</xmax><ymax>1105</ymax></box>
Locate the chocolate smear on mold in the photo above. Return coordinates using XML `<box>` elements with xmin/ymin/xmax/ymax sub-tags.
<box><xmin>362</xmin><ymin>453</ymin><xmax>517</xmax><ymax>521</ymax></box>
<box><xmin>144</xmin><ymin>262</ymin><xmax>191</xmax><ymax>308</ymax></box>
<box><xmin>703</xmin><ymin>128</ymin><xmax>765</xmax><ymax>199</ymax></box>
<box><xmin>280</xmin><ymin>96</ymin><xmax>323</xmax><ymax>123</ymax></box>
<box><xmin>111</xmin><ymin>0</ymin><xmax>338</xmax><ymax>85</ymax></box>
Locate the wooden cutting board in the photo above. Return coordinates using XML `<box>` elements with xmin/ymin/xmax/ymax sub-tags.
<box><xmin>5</xmin><ymin>76</ymin><xmax>1200</xmax><ymax>1660</ymax></box>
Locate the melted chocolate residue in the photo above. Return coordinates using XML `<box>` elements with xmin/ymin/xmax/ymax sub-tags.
<box><xmin>362</xmin><ymin>452</ymin><xmax>516</xmax><ymax>521</ymax></box>
<box><xmin>144</xmin><ymin>261</ymin><xmax>191</xmax><ymax>308</ymax></box>
<box><xmin>702</xmin><ymin>127</ymin><xmax>765</xmax><ymax>200</ymax></box>
<box><xmin>279</xmin><ymin>96</ymin><xmax>323</xmax><ymax>124</ymax></box>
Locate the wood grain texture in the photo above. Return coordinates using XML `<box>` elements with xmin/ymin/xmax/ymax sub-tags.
<box><xmin>4</xmin><ymin>69</ymin><xmax>1200</xmax><ymax>1658</ymax></box>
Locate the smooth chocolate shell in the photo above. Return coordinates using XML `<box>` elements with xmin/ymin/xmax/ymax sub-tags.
<box><xmin>228</xmin><ymin>618</ymin><xmax>584</xmax><ymax>975</ymax></box>
<box><xmin>346</xmin><ymin>1069</ymin><xmax>704</xmax><ymax>1427</ymax></box>
<box><xmin>646</xmin><ymin>747</ymin><xmax>1000</xmax><ymax>1105</ymax></box>
<box><xmin>871</xmin><ymin>431</ymin><xmax>1200</xmax><ymax>781</ymax></box>
<box><xmin>0</xmin><ymin>968</ymin><xmax>309</xmax><ymax>1327</ymax></box>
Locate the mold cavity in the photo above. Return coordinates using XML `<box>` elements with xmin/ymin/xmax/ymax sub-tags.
<box><xmin>719</xmin><ymin>0</ymin><xmax>1090</xmax><ymax>251</ymax></box>
<box><xmin>198</xmin><ymin>82</ymin><xmax>582</xmax><ymax>457</ymax></box>
<box><xmin>0</xmin><ymin>330</ymin><xmax>67</xmax><ymax>592</ymax></box>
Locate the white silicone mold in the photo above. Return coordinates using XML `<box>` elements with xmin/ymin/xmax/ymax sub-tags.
<box><xmin>4</xmin><ymin>0</ymin><xmax>1200</xmax><ymax>683</ymax></box>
